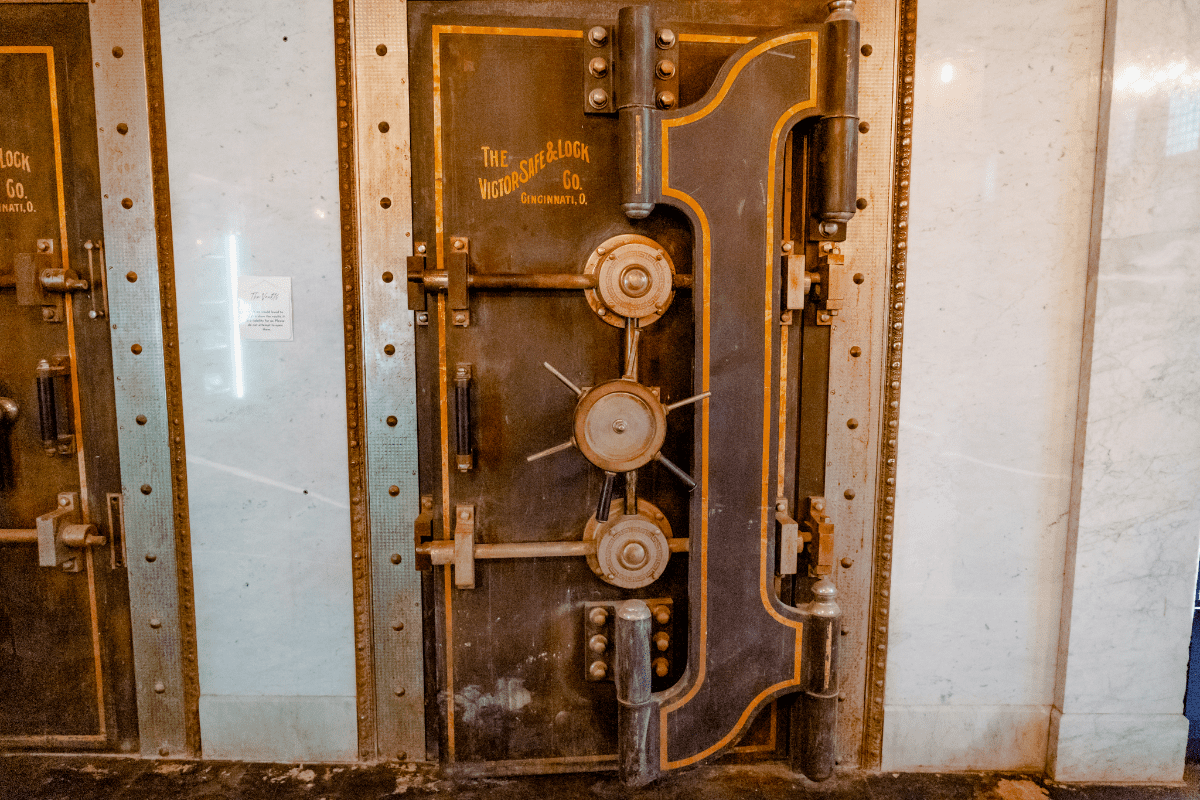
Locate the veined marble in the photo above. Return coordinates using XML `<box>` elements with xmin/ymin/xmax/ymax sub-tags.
<box><xmin>159</xmin><ymin>0</ymin><xmax>357</xmax><ymax>759</ymax></box>
<box><xmin>1048</xmin><ymin>0</ymin><xmax>1200</xmax><ymax>781</ymax></box>
<box><xmin>888</xmin><ymin>0</ymin><xmax>1105</xmax><ymax>762</ymax></box>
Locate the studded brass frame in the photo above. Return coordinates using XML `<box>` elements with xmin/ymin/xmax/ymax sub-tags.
<box><xmin>860</xmin><ymin>0</ymin><xmax>916</xmax><ymax>769</ymax></box>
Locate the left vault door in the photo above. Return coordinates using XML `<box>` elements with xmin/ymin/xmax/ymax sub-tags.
<box><xmin>0</xmin><ymin>4</ymin><xmax>137</xmax><ymax>750</ymax></box>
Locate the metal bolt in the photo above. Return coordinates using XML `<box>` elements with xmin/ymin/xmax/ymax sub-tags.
<box><xmin>394</xmin><ymin>687</ymin><xmax>406</xmax><ymax>696</ymax></box>
<box><xmin>656</xmin><ymin>59</ymin><xmax>675</xmax><ymax>79</ymax></box>
<box><xmin>813</xmin><ymin>500</ymin><xmax>825</xmax><ymax>512</ymax></box>
<box><xmin>656</xmin><ymin>91</ymin><xmax>676</xmax><ymax>109</ymax></box>
<box><xmin>416</xmin><ymin>313</ymin><xmax>429</xmax><ymax>324</ymax></box>
<box><xmin>392</xmin><ymin>619</ymin><xmax>405</xmax><ymax>631</ymax></box>
<box><xmin>388</xmin><ymin>485</ymin><xmax>400</xmax><ymax>497</ymax></box>
<box><xmin>597</xmin><ymin>307</ymin><xmax>606</xmax><ymax>316</ymax></box>
<box><xmin>59</xmin><ymin>496</ymin><xmax>70</xmax><ymax>507</ymax></box>
<box><xmin>589</xmin><ymin>57</ymin><xmax>608</xmax><ymax>77</ymax></box>
<box><xmin>145</xmin><ymin>553</ymin><xmax>156</xmax><ymax>563</ymax></box>
<box><xmin>847</xmin><ymin>418</ymin><xmax>859</xmax><ymax>429</ymax></box>
<box><xmin>589</xmin><ymin>660</ymin><xmax>607</xmax><ymax>680</ymax></box>
<box><xmin>820</xmin><ymin>313</ymin><xmax>831</xmax><ymax>322</ymax></box>
<box><xmin>453</xmin><ymin>239</ymin><xmax>465</xmax><ymax>250</ymax></box>
<box><xmin>37</xmin><ymin>240</ymin><xmax>51</xmax><ymax>252</ymax></box>
<box><xmin>850</xmin><ymin>346</ymin><xmax>861</xmax><ymax>357</ymax></box>
<box><xmin>819</xmin><ymin>221</ymin><xmax>839</xmax><ymax>237</ymax></box>
<box><xmin>654</xmin><ymin>631</ymin><xmax>670</xmax><ymax>651</ymax></box>
<box><xmin>589</xmin><ymin>634</ymin><xmax>608</xmax><ymax>654</ymax></box>
<box><xmin>150</xmin><ymin>617</ymin><xmax>161</xmax><ymax>628</ymax></box>
<box><xmin>417</xmin><ymin>243</ymin><xmax>427</xmax><ymax>254</ymax></box>
<box><xmin>841</xmin><ymin>557</ymin><xmax>854</xmax><ymax>568</ymax></box>
<box><xmin>159</xmin><ymin>748</ymin><xmax>169</xmax><ymax>757</ymax></box>
<box><xmin>653</xmin><ymin>657</ymin><xmax>669</xmax><ymax>677</ymax></box>
<box><xmin>589</xmin><ymin>607</ymin><xmax>608</xmax><ymax>626</ymax></box>
<box><xmin>844</xmin><ymin>489</ymin><xmax>856</xmax><ymax>500</ymax></box>
<box><xmin>61</xmin><ymin>560</ymin><xmax>75</xmax><ymax>572</ymax></box>
<box><xmin>154</xmin><ymin>681</ymin><xmax>165</xmax><ymax>694</ymax></box>
<box><xmin>460</xmin><ymin>510</ymin><xmax>470</xmax><ymax>520</ymax></box>
<box><xmin>781</xmin><ymin>241</ymin><xmax>793</xmax><ymax>252</ymax></box>
<box><xmin>397</xmin><ymin>751</ymin><xmax>408</xmax><ymax>761</ymax></box>
<box><xmin>653</xmin><ymin>605</ymin><xmax>670</xmax><ymax>625</ymax></box>
<box><xmin>588</xmin><ymin>88</ymin><xmax>610</xmax><ymax>109</ymax></box>
<box><xmin>390</xmin><ymin>553</ymin><xmax>402</xmax><ymax>564</ymax></box>
<box><xmin>588</xmin><ymin>26</ymin><xmax>607</xmax><ymax>46</ymax></box>
<box><xmin>776</xmin><ymin>501</ymin><xmax>786</xmax><ymax>511</ymax></box>
<box><xmin>656</xmin><ymin>28</ymin><xmax>676</xmax><ymax>48</ymax></box>
<box><xmin>597</xmin><ymin>247</ymin><xmax>607</xmax><ymax>256</ymax></box>
<box><xmin>612</xmin><ymin>419</ymin><xmax>627</xmax><ymax>433</ymax></box>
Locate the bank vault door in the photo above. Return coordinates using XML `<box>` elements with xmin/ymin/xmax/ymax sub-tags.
<box><xmin>401</xmin><ymin>0</ymin><xmax>860</xmax><ymax>780</ymax></box>
<box><xmin>0</xmin><ymin>5</ymin><xmax>137</xmax><ymax>750</ymax></box>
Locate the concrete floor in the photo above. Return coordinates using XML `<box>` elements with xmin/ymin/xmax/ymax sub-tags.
<box><xmin>0</xmin><ymin>758</ymin><xmax>1198</xmax><ymax>800</ymax></box>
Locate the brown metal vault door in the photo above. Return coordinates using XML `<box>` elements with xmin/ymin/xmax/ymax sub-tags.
<box><xmin>405</xmin><ymin>0</ymin><xmax>860</xmax><ymax>783</ymax></box>
<box><xmin>0</xmin><ymin>5</ymin><xmax>137</xmax><ymax>751</ymax></box>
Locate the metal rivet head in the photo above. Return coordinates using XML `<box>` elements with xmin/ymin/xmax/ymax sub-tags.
<box><xmin>121</xmin><ymin>198</ymin><xmax>133</xmax><ymax>209</ymax></box>
<box><xmin>149</xmin><ymin>617</ymin><xmax>161</xmax><ymax>628</ymax></box>
<box><xmin>384</xmin><ymin>344</ymin><xmax>396</xmax><ymax>355</ymax></box>
<box><xmin>820</xmin><ymin>313</ymin><xmax>831</xmax><ymax>322</ymax></box>
<box><xmin>813</xmin><ymin>500</ymin><xmax>824</xmax><ymax>511</ymax></box>
<box><xmin>589</xmin><ymin>634</ymin><xmax>608</xmax><ymax>654</ymax></box>
<box><xmin>392</xmin><ymin>620</ymin><xmax>405</xmax><ymax>631</ymax></box>
<box><xmin>589</xmin><ymin>607</ymin><xmax>608</xmax><ymax>626</ymax></box>
<box><xmin>154</xmin><ymin>681</ymin><xmax>165</xmax><ymax>694</ymax></box>
<box><xmin>847</xmin><ymin>418</ymin><xmax>859</xmax><ymax>429</ymax></box>
<box><xmin>856</xmin><ymin>197</ymin><xmax>869</xmax><ymax>210</ymax></box>
<box><xmin>589</xmin><ymin>661</ymin><xmax>607</xmax><ymax>680</ymax></box>
<box><xmin>854</xmin><ymin>273</ymin><xmax>865</xmax><ymax>284</ymax></box>
<box><xmin>112</xmin><ymin>46</ymin><xmax>123</xmax><ymax>58</ymax></box>
<box><xmin>588</xmin><ymin>88</ymin><xmax>609</xmax><ymax>109</ymax></box>
<box><xmin>390</xmin><ymin>553</ymin><xmax>402</xmax><ymax>565</ymax></box>
<box><xmin>459</xmin><ymin>510</ymin><xmax>470</xmax><ymax>520</ymax></box>
<box><xmin>656</xmin><ymin>59</ymin><xmax>675</xmax><ymax>79</ymax></box>
<box><xmin>589</xmin><ymin>57</ymin><xmax>608</xmax><ymax>77</ymax></box>
<box><xmin>653</xmin><ymin>605</ymin><xmax>670</xmax><ymax>624</ymax></box>
<box><xmin>387</xmin><ymin>415</ymin><xmax>398</xmax><ymax>427</ymax></box>
<box><xmin>819</xmin><ymin>221</ymin><xmax>839</xmax><ymax>237</ymax></box>
<box><xmin>859</xmin><ymin>121</ymin><xmax>870</xmax><ymax>134</ymax></box>
<box><xmin>656</xmin><ymin>28</ymin><xmax>675</xmax><ymax>49</ymax></box>
<box><xmin>116</xmin><ymin>123</ymin><xmax>129</xmax><ymax>135</ymax></box>
<box><xmin>394</xmin><ymin>687</ymin><xmax>406</xmax><ymax>696</ymax></box>
<box><xmin>380</xmin><ymin>197</ymin><xmax>392</xmax><ymax>209</ymax></box>
<box><xmin>378</xmin><ymin>121</ymin><xmax>390</xmax><ymax>133</ymax></box>
<box><xmin>453</xmin><ymin>239</ymin><xmax>465</xmax><ymax>250</ymax></box>
<box><xmin>376</xmin><ymin>44</ymin><xmax>387</xmax><ymax>56</ymax></box>
<box><xmin>382</xmin><ymin>271</ymin><xmax>394</xmax><ymax>283</ymax></box>
<box><xmin>140</xmin><ymin>484</ymin><xmax>152</xmax><ymax>495</ymax></box>
<box><xmin>145</xmin><ymin>553</ymin><xmax>156</xmax><ymax>562</ymax></box>
<box><xmin>417</xmin><ymin>243</ymin><xmax>427</xmax><ymax>254</ymax></box>
<box><xmin>388</xmin><ymin>485</ymin><xmax>400</xmax><ymax>497</ymax></box>
<box><xmin>126</xmin><ymin>271</ymin><xmax>137</xmax><ymax>282</ymax></box>
<box><xmin>653</xmin><ymin>658</ymin><xmax>669</xmax><ymax>677</ymax></box>
<box><xmin>844</xmin><ymin>489</ymin><xmax>856</xmax><ymax>500</ymax></box>
<box><xmin>158</xmin><ymin>748</ymin><xmax>169</xmax><ymax>757</ymax></box>
<box><xmin>131</xmin><ymin>343</ymin><xmax>142</xmax><ymax>354</ymax></box>
<box><xmin>588</xmin><ymin>26</ymin><xmax>607</xmax><ymax>46</ymax></box>
<box><xmin>841</xmin><ymin>557</ymin><xmax>854</xmax><ymax>568</ymax></box>
<box><xmin>136</xmin><ymin>415</ymin><xmax>147</xmax><ymax>425</ymax></box>
<box><xmin>416</xmin><ymin>313</ymin><xmax>429</xmax><ymax>324</ymax></box>
<box><xmin>850</xmin><ymin>346</ymin><xmax>862</xmax><ymax>357</ymax></box>
<box><xmin>861</xmin><ymin>43</ymin><xmax>873</xmax><ymax>57</ymax></box>
<box><xmin>656</xmin><ymin>91</ymin><xmax>676</xmax><ymax>109</ymax></box>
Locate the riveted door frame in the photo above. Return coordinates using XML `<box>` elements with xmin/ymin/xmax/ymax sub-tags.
<box><xmin>88</xmin><ymin>0</ymin><xmax>200</xmax><ymax>758</ymax></box>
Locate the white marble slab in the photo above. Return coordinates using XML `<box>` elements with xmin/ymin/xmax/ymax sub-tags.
<box><xmin>199</xmin><ymin>695</ymin><xmax>358</xmax><ymax>762</ymax></box>
<box><xmin>159</xmin><ymin>0</ymin><xmax>358</xmax><ymax>758</ymax></box>
<box><xmin>882</xmin><ymin>705</ymin><xmax>1049</xmax><ymax>772</ymax></box>
<box><xmin>888</xmin><ymin>0</ymin><xmax>1105</xmax><ymax>743</ymax></box>
<box><xmin>1048</xmin><ymin>0</ymin><xmax>1200</xmax><ymax>781</ymax></box>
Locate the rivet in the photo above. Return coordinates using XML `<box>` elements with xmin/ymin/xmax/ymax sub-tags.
<box><xmin>656</xmin><ymin>28</ymin><xmax>676</xmax><ymax>49</ymax></box>
<box><xmin>416</xmin><ymin>313</ymin><xmax>429</xmax><ymax>324</ymax></box>
<box><xmin>589</xmin><ymin>607</ymin><xmax>608</xmax><ymax>626</ymax></box>
<box><xmin>861</xmin><ymin>44</ymin><xmax>873</xmax><ymax>57</ymax></box>
<box><xmin>850</xmin><ymin>346</ymin><xmax>861</xmax><ymax>357</ymax></box>
<box><xmin>859</xmin><ymin>121</ymin><xmax>870</xmax><ymax>134</ymax></box>
<box><xmin>387</xmin><ymin>415</ymin><xmax>398</xmax><ymax>427</ymax></box>
<box><xmin>853</xmin><ymin>273</ymin><xmax>865</xmax><ymax>284</ymax></box>
<box><xmin>376</xmin><ymin>44</ymin><xmax>387</xmax><ymax>56</ymax></box>
<box><xmin>145</xmin><ymin>553</ymin><xmax>156</xmax><ymax>562</ymax></box>
<box><xmin>588</xmin><ymin>26</ymin><xmax>607</xmax><ymax>46</ymax></box>
<box><xmin>656</xmin><ymin>59</ymin><xmax>675</xmax><ymax>79</ymax></box>
<box><xmin>589</xmin><ymin>57</ymin><xmax>608</xmax><ymax>78</ymax></box>
<box><xmin>847</xmin><ymin>418</ymin><xmax>858</xmax><ymax>429</ymax></box>
<box><xmin>378</xmin><ymin>121</ymin><xmax>390</xmax><ymax>133</ymax></box>
<box><xmin>459</xmin><ymin>510</ymin><xmax>470</xmax><ymax>520</ymax></box>
<box><xmin>417</xmin><ymin>244</ymin><xmax>427</xmax><ymax>254</ymax></box>
<box><xmin>856</xmin><ymin>198</ymin><xmax>868</xmax><ymax>210</ymax></box>
<box><xmin>840</xmin><ymin>557</ymin><xmax>854</xmax><ymax>568</ymax></box>
<box><xmin>136</xmin><ymin>415</ymin><xmax>147</xmax><ymax>425</ymax></box>
<box><xmin>656</xmin><ymin>91</ymin><xmax>676</xmax><ymax>109</ymax></box>
<box><xmin>820</xmin><ymin>313</ymin><xmax>831</xmax><ymax>322</ymax></box>
<box><xmin>158</xmin><ymin>748</ymin><xmax>169</xmax><ymax>757</ymax></box>
<box><xmin>121</xmin><ymin>198</ymin><xmax>133</xmax><ymax>209</ymax></box>
<box><xmin>589</xmin><ymin>661</ymin><xmax>607</xmax><ymax>680</ymax></box>
<box><xmin>588</xmin><ymin>88</ymin><xmax>609</xmax><ymax>109</ymax></box>
<box><xmin>380</xmin><ymin>197</ymin><xmax>392</xmax><ymax>209</ymax></box>
<box><xmin>131</xmin><ymin>343</ymin><xmax>142</xmax><ymax>354</ymax></box>
<box><xmin>653</xmin><ymin>605</ymin><xmax>670</xmax><ymax>624</ymax></box>
<box><xmin>453</xmin><ymin>239</ymin><xmax>465</xmax><ymax>250</ymax></box>
<box><xmin>388</xmin><ymin>485</ymin><xmax>400</xmax><ymax>497</ymax></box>
<box><xmin>390</xmin><ymin>553</ymin><xmax>402</xmax><ymax>564</ymax></box>
<box><xmin>844</xmin><ymin>488</ymin><xmax>855</xmax><ymax>500</ymax></box>
<box><xmin>116</xmin><ymin>123</ymin><xmax>129</xmax><ymax>135</ymax></box>
<box><xmin>141</xmin><ymin>484</ymin><xmax>152</xmax><ymax>495</ymax></box>
<box><xmin>154</xmin><ymin>681</ymin><xmax>165</xmax><ymax>693</ymax></box>
<box><xmin>397</xmin><ymin>751</ymin><xmax>408</xmax><ymax>761</ymax></box>
<box><xmin>382</xmin><ymin>271</ymin><xmax>393</xmax><ymax>283</ymax></box>
<box><xmin>149</xmin><ymin>617</ymin><xmax>161</xmax><ymax>628</ymax></box>
<box><xmin>394</xmin><ymin>687</ymin><xmax>406</xmax><ymax>696</ymax></box>
<box><xmin>384</xmin><ymin>344</ymin><xmax>396</xmax><ymax>355</ymax></box>
<box><xmin>112</xmin><ymin>46</ymin><xmax>123</xmax><ymax>58</ymax></box>
<box><xmin>392</xmin><ymin>620</ymin><xmax>405</xmax><ymax>631</ymax></box>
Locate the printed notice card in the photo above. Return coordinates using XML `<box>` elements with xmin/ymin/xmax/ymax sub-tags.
<box><xmin>238</xmin><ymin>277</ymin><xmax>293</xmax><ymax>341</ymax></box>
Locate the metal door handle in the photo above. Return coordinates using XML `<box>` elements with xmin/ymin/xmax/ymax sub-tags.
<box><xmin>454</xmin><ymin>364</ymin><xmax>473</xmax><ymax>471</ymax></box>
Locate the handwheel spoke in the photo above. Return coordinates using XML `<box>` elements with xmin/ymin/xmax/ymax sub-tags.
<box><xmin>666</xmin><ymin>391</ymin><xmax>711</xmax><ymax>412</ymax></box>
<box><xmin>653</xmin><ymin>452</ymin><xmax>696</xmax><ymax>490</ymax></box>
<box><xmin>543</xmin><ymin>361</ymin><xmax>584</xmax><ymax>397</ymax></box>
<box><xmin>526</xmin><ymin>439</ymin><xmax>575</xmax><ymax>462</ymax></box>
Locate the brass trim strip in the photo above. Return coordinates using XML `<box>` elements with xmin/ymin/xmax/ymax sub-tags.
<box><xmin>140</xmin><ymin>0</ymin><xmax>201</xmax><ymax>755</ymax></box>
<box><xmin>331</xmin><ymin>0</ymin><xmax>377</xmax><ymax>760</ymax></box>
<box><xmin>861</xmin><ymin>0</ymin><xmax>917</xmax><ymax>769</ymax></box>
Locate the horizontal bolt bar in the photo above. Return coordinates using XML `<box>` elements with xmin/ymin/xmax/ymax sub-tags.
<box><xmin>415</xmin><ymin>271</ymin><xmax>693</xmax><ymax>291</ymax></box>
<box><xmin>417</xmin><ymin>537</ymin><xmax>688</xmax><ymax>564</ymax></box>
<box><xmin>0</xmin><ymin>529</ymin><xmax>37</xmax><ymax>544</ymax></box>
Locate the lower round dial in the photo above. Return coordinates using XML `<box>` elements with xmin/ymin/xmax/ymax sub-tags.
<box><xmin>584</xmin><ymin>498</ymin><xmax>672</xmax><ymax>589</ymax></box>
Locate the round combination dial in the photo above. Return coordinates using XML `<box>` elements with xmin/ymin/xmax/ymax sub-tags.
<box><xmin>584</xmin><ymin>233</ymin><xmax>676</xmax><ymax>327</ymax></box>
<box><xmin>573</xmin><ymin>379</ymin><xmax>667</xmax><ymax>473</ymax></box>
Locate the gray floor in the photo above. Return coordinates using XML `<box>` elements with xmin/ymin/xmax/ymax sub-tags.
<box><xmin>1</xmin><ymin>757</ymin><xmax>1198</xmax><ymax>800</ymax></box>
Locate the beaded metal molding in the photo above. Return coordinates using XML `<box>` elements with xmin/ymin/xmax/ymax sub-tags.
<box><xmin>860</xmin><ymin>0</ymin><xmax>916</xmax><ymax>769</ymax></box>
<box><xmin>331</xmin><ymin>0</ymin><xmax>378</xmax><ymax>760</ymax></box>
<box><xmin>142</xmin><ymin>0</ymin><xmax>202</xmax><ymax>756</ymax></box>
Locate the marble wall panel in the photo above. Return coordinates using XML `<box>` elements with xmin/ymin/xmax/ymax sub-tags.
<box><xmin>886</xmin><ymin>0</ymin><xmax>1105</xmax><ymax>769</ymax></box>
<box><xmin>159</xmin><ymin>0</ymin><xmax>358</xmax><ymax>759</ymax></box>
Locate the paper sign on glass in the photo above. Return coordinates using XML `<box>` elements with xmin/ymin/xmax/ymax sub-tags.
<box><xmin>238</xmin><ymin>277</ymin><xmax>293</xmax><ymax>341</ymax></box>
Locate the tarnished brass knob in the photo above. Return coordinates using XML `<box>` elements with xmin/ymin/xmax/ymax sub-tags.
<box><xmin>653</xmin><ymin>604</ymin><xmax>670</xmax><ymax>625</ymax></box>
<box><xmin>589</xmin><ymin>57</ymin><xmax>609</xmax><ymax>77</ymax></box>
<box><xmin>653</xmin><ymin>657</ymin><xmax>669</xmax><ymax>677</ymax></box>
<box><xmin>654</xmin><ymin>631</ymin><xmax>670</xmax><ymax>651</ymax></box>
<box><xmin>589</xmin><ymin>660</ymin><xmax>607</xmax><ymax>680</ymax></box>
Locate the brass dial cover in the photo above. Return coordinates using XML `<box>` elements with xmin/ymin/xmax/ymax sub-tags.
<box><xmin>584</xmin><ymin>498</ymin><xmax>672</xmax><ymax>589</ymax></box>
<box><xmin>573</xmin><ymin>379</ymin><xmax>667</xmax><ymax>473</ymax></box>
<box><xmin>584</xmin><ymin>233</ymin><xmax>675</xmax><ymax>327</ymax></box>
